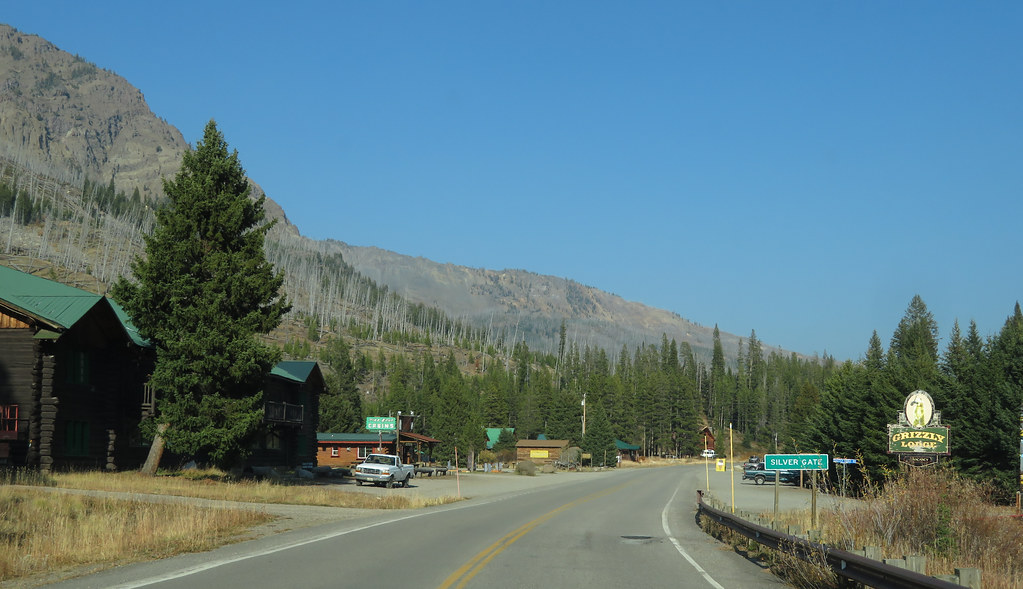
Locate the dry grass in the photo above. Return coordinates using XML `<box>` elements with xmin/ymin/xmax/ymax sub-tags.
<box><xmin>0</xmin><ymin>467</ymin><xmax>463</xmax><ymax>585</ymax></box>
<box><xmin>0</xmin><ymin>485</ymin><xmax>272</xmax><ymax>584</ymax></box>
<box><xmin>822</xmin><ymin>468</ymin><xmax>1023</xmax><ymax>589</ymax></box>
<box><xmin>24</xmin><ymin>468</ymin><xmax>459</xmax><ymax>510</ymax></box>
<box><xmin>705</xmin><ymin>468</ymin><xmax>1023</xmax><ymax>589</ymax></box>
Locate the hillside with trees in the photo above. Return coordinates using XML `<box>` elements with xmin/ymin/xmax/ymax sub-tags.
<box><xmin>0</xmin><ymin>22</ymin><xmax>1020</xmax><ymax>499</ymax></box>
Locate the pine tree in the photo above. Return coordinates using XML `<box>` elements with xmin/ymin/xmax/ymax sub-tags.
<box><xmin>582</xmin><ymin>399</ymin><xmax>617</xmax><ymax>467</ymax></box>
<box><xmin>319</xmin><ymin>337</ymin><xmax>364</xmax><ymax>433</ymax></box>
<box><xmin>112</xmin><ymin>120</ymin><xmax>290</xmax><ymax>469</ymax></box>
<box><xmin>887</xmin><ymin>295</ymin><xmax>941</xmax><ymax>395</ymax></box>
<box><xmin>941</xmin><ymin>321</ymin><xmax>982</xmax><ymax>476</ymax></box>
<box><xmin>986</xmin><ymin>303</ymin><xmax>1023</xmax><ymax>498</ymax></box>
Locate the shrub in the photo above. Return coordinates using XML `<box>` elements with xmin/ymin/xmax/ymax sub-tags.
<box><xmin>515</xmin><ymin>460</ymin><xmax>536</xmax><ymax>476</ymax></box>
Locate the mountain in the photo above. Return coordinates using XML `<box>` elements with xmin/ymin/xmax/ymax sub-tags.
<box><xmin>0</xmin><ymin>22</ymin><xmax>796</xmax><ymax>365</ymax></box>
<box><xmin>323</xmin><ymin>240</ymin><xmax>742</xmax><ymax>360</ymax></box>
<box><xmin>0</xmin><ymin>25</ymin><xmax>185</xmax><ymax>199</ymax></box>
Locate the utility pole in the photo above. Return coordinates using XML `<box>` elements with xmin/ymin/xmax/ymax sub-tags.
<box><xmin>581</xmin><ymin>393</ymin><xmax>587</xmax><ymax>437</ymax></box>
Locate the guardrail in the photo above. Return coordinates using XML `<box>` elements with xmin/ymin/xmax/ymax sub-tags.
<box><xmin>696</xmin><ymin>490</ymin><xmax>977</xmax><ymax>589</ymax></box>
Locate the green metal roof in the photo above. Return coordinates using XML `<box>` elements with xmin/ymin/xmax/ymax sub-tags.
<box><xmin>615</xmin><ymin>439</ymin><xmax>641</xmax><ymax>451</ymax></box>
<box><xmin>0</xmin><ymin>264</ymin><xmax>148</xmax><ymax>346</ymax></box>
<box><xmin>0</xmin><ymin>264</ymin><xmax>104</xmax><ymax>330</ymax></box>
<box><xmin>271</xmin><ymin>361</ymin><xmax>319</xmax><ymax>383</ymax></box>
<box><xmin>109</xmin><ymin>298</ymin><xmax>149</xmax><ymax>347</ymax></box>
<box><xmin>485</xmin><ymin>427</ymin><xmax>513</xmax><ymax>449</ymax></box>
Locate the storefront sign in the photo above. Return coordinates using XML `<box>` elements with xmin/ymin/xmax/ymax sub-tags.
<box><xmin>888</xmin><ymin>425</ymin><xmax>950</xmax><ymax>454</ymax></box>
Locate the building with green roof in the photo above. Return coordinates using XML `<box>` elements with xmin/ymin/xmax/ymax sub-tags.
<box><xmin>0</xmin><ymin>264</ymin><xmax>155</xmax><ymax>471</ymax></box>
<box><xmin>0</xmin><ymin>264</ymin><xmax>324</xmax><ymax>472</ymax></box>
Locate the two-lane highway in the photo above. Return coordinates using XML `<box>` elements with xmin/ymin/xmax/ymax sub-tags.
<box><xmin>49</xmin><ymin>464</ymin><xmax>824</xmax><ymax>588</ymax></box>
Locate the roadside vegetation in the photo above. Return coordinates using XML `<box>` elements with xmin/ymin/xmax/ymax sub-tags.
<box><xmin>703</xmin><ymin>468</ymin><xmax>1023</xmax><ymax>589</ymax></box>
<box><xmin>0</xmin><ymin>467</ymin><xmax>461</xmax><ymax>585</ymax></box>
<box><xmin>4</xmin><ymin>468</ymin><xmax>460</xmax><ymax>509</ymax></box>
<box><xmin>0</xmin><ymin>483</ymin><xmax>271</xmax><ymax>585</ymax></box>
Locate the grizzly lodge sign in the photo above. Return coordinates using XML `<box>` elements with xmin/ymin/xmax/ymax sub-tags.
<box><xmin>887</xmin><ymin>390</ymin><xmax>950</xmax><ymax>462</ymax></box>
<box><xmin>888</xmin><ymin>426</ymin><xmax>950</xmax><ymax>454</ymax></box>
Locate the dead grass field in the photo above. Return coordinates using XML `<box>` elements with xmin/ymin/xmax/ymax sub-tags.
<box><xmin>0</xmin><ymin>467</ymin><xmax>463</xmax><ymax>586</ymax></box>
<box><xmin>705</xmin><ymin>467</ymin><xmax>1023</xmax><ymax>589</ymax></box>
<box><xmin>0</xmin><ymin>485</ymin><xmax>272</xmax><ymax>585</ymax></box>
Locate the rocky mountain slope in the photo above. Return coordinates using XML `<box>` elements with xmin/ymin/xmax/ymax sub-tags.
<box><xmin>0</xmin><ymin>22</ymin><xmax>790</xmax><ymax>364</ymax></box>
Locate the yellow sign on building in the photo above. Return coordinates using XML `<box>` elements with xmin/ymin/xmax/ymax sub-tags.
<box><xmin>530</xmin><ymin>449</ymin><xmax>549</xmax><ymax>459</ymax></box>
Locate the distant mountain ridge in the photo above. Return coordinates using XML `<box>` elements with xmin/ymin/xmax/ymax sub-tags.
<box><xmin>0</xmin><ymin>22</ymin><xmax>796</xmax><ymax>365</ymax></box>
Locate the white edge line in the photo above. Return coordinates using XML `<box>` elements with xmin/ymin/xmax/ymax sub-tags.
<box><xmin>107</xmin><ymin>484</ymin><xmax>560</xmax><ymax>589</ymax></box>
<box><xmin>661</xmin><ymin>484</ymin><xmax>726</xmax><ymax>589</ymax></box>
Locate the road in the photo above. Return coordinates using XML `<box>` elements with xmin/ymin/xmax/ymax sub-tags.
<box><xmin>46</xmin><ymin>463</ymin><xmax>838</xmax><ymax>589</ymax></box>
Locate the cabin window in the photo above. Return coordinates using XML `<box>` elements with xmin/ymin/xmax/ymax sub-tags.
<box><xmin>64</xmin><ymin>349</ymin><xmax>90</xmax><ymax>385</ymax></box>
<box><xmin>64</xmin><ymin>420</ymin><xmax>89</xmax><ymax>456</ymax></box>
<box><xmin>265</xmin><ymin>431</ymin><xmax>280</xmax><ymax>450</ymax></box>
<box><xmin>330</xmin><ymin>447</ymin><xmax>339</xmax><ymax>457</ymax></box>
<box><xmin>357</xmin><ymin>446</ymin><xmax>371</xmax><ymax>459</ymax></box>
<box><xmin>142</xmin><ymin>381</ymin><xmax>155</xmax><ymax>410</ymax></box>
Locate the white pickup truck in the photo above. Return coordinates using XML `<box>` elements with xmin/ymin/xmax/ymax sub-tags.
<box><xmin>354</xmin><ymin>454</ymin><xmax>415</xmax><ymax>488</ymax></box>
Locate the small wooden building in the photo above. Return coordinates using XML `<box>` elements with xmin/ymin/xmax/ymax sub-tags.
<box><xmin>615</xmin><ymin>439</ymin><xmax>640</xmax><ymax>462</ymax></box>
<box><xmin>699</xmin><ymin>426</ymin><xmax>716</xmax><ymax>453</ymax></box>
<box><xmin>515</xmin><ymin>439</ymin><xmax>569</xmax><ymax>464</ymax></box>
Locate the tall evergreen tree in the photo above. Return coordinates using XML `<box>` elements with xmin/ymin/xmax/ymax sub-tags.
<box><xmin>941</xmin><ymin>320</ymin><xmax>989</xmax><ymax>478</ymax></box>
<box><xmin>887</xmin><ymin>295</ymin><xmax>941</xmax><ymax>395</ymax></box>
<box><xmin>582</xmin><ymin>399</ymin><xmax>617</xmax><ymax>467</ymax></box>
<box><xmin>112</xmin><ymin>120</ymin><xmax>290</xmax><ymax>469</ymax></box>
<box><xmin>318</xmin><ymin>337</ymin><xmax>364</xmax><ymax>433</ymax></box>
<box><xmin>986</xmin><ymin>303</ymin><xmax>1023</xmax><ymax>498</ymax></box>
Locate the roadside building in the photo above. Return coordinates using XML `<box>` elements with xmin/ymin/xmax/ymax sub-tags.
<box><xmin>615</xmin><ymin>439</ymin><xmax>640</xmax><ymax>463</ymax></box>
<box><xmin>0</xmin><ymin>264</ymin><xmax>323</xmax><ymax>473</ymax></box>
<box><xmin>317</xmin><ymin>430</ymin><xmax>441</xmax><ymax>468</ymax></box>
<box><xmin>515</xmin><ymin>439</ymin><xmax>569</xmax><ymax>464</ymax></box>
<box><xmin>250</xmin><ymin>361</ymin><xmax>324</xmax><ymax>470</ymax></box>
<box><xmin>317</xmin><ymin>432</ymin><xmax>396</xmax><ymax>467</ymax></box>
<box><xmin>699</xmin><ymin>426</ymin><xmax>716</xmax><ymax>454</ymax></box>
<box><xmin>0</xmin><ymin>264</ymin><xmax>153</xmax><ymax>472</ymax></box>
<box><xmin>485</xmin><ymin>427</ymin><xmax>514</xmax><ymax>450</ymax></box>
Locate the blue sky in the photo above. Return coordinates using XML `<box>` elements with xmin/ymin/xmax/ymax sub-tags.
<box><xmin>6</xmin><ymin>3</ymin><xmax>1022</xmax><ymax>361</ymax></box>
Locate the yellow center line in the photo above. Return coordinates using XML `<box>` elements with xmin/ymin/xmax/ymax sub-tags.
<box><xmin>437</xmin><ymin>479</ymin><xmax>635</xmax><ymax>589</ymax></box>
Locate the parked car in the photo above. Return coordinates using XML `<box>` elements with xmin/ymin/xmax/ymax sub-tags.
<box><xmin>742</xmin><ymin>464</ymin><xmax>800</xmax><ymax>485</ymax></box>
<box><xmin>700</xmin><ymin>449</ymin><xmax>716</xmax><ymax>459</ymax></box>
<box><xmin>741</xmin><ymin>455</ymin><xmax>762</xmax><ymax>470</ymax></box>
<box><xmin>354</xmin><ymin>454</ymin><xmax>415</xmax><ymax>488</ymax></box>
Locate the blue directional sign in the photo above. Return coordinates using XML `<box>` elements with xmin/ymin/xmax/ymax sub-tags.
<box><xmin>764</xmin><ymin>453</ymin><xmax>829</xmax><ymax>470</ymax></box>
<box><xmin>834</xmin><ymin>458</ymin><xmax>858</xmax><ymax>465</ymax></box>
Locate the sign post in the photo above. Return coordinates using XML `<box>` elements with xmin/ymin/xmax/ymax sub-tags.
<box><xmin>834</xmin><ymin>458</ymin><xmax>858</xmax><ymax>497</ymax></box>
<box><xmin>763</xmin><ymin>453</ymin><xmax>829</xmax><ymax>529</ymax></box>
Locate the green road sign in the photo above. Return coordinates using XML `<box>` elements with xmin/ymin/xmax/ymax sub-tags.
<box><xmin>764</xmin><ymin>453</ymin><xmax>829</xmax><ymax>470</ymax></box>
<box><xmin>366</xmin><ymin>416</ymin><xmax>397</xmax><ymax>431</ymax></box>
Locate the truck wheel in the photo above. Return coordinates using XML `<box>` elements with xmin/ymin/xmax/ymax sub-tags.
<box><xmin>754</xmin><ymin>475</ymin><xmax>765</xmax><ymax>485</ymax></box>
<box><xmin>386</xmin><ymin>477</ymin><xmax>395</xmax><ymax>489</ymax></box>
<box><xmin>355</xmin><ymin>479</ymin><xmax>363</xmax><ymax>486</ymax></box>
<box><xmin>402</xmin><ymin>475</ymin><xmax>410</xmax><ymax>488</ymax></box>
